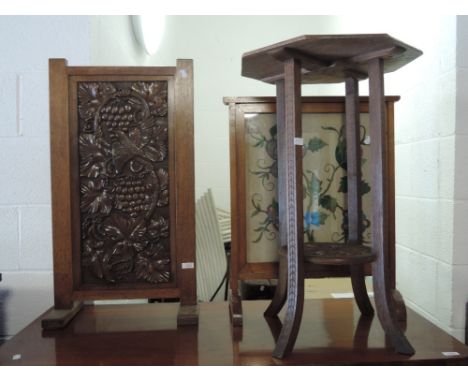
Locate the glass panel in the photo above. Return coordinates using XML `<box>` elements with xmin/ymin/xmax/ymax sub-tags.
<box><xmin>245</xmin><ymin>112</ymin><xmax>372</xmax><ymax>263</ymax></box>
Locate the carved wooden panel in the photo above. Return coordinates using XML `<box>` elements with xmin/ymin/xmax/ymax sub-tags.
<box><xmin>77</xmin><ymin>81</ymin><xmax>171</xmax><ymax>285</ymax></box>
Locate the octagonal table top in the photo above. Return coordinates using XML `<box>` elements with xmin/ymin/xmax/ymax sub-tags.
<box><xmin>241</xmin><ymin>34</ymin><xmax>422</xmax><ymax>84</ymax></box>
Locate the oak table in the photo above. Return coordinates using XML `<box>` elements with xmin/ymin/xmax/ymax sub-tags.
<box><xmin>239</xmin><ymin>34</ymin><xmax>423</xmax><ymax>358</ymax></box>
<box><xmin>0</xmin><ymin>299</ymin><xmax>467</xmax><ymax>366</ymax></box>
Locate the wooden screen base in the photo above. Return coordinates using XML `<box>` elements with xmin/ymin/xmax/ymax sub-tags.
<box><xmin>229</xmin><ymin>293</ymin><xmax>243</xmax><ymax>327</ymax></box>
<box><xmin>41</xmin><ymin>301</ymin><xmax>83</xmax><ymax>330</ymax></box>
<box><xmin>41</xmin><ymin>301</ymin><xmax>199</xmax><ymax>329</ymax></box>
<box><xmin>177</xmin><ymin>304</ymin><xmax>199</xmax><ymax>326</ymax></box>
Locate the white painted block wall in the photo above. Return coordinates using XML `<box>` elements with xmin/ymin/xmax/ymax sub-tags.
<box><xmin>0</xmin><ymin>16</ymin><xmax>92</xmax><ymax>340</ymax></box>
<box><xmin>452</xmin><ymin>15</ymin><xmax>468</xmax><ymax>341</ymax></box>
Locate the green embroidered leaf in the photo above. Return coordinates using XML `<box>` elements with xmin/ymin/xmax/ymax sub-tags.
<box><xmin>319</xmin><ymin>211</ymin><xmax>329</xmax><ymax>225</ymax></box>
<box><xmin>360</xmin><ymin>180</ymin><xmax>371</xmax><ymax>195</ymax></box>
<box><xmin>271</xmin><ymin>198</ymin><xmax>279</xmax><ymax>212</ymax></box>
<box><xmin>335</xmin><ymin>138</ymin><xmax>347</xmax><ymax>170</ymax></box>
<box><xmin>319</xmin><ymin>195</ymin><xmax>338</xmax><ymax>213</ymax></box>
<box><xmin>338</xmin><ymin>176</ymin><xmax>347</xmax><ymax>193</ymax></box>
<box><xmin>337</xmin><ymin>177</ymin><xmax>371</xmax><ymax>195</ymax></box>
<box><xmin>306</xmin><ymin>137</ymin><xmax>328</xmax><ymax>152</ymax></box>
<box><xmin>269</xmin><ymin>125</ymin><xmax>277</xmax><ymax>138</ymax></box>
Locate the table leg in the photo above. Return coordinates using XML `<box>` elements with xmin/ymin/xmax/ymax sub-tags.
<box><xmin>265</xmin><ymin>80</ymin><xmax>288</xmax><ymax>318</ymax></box>
<box><xmin>264</xmin><ymin>247</ymin><xmax>287</xmax><ymax>317</ymax></box>
<box><xmin>368</xmin><ymin>57</ymin><xmax>414</xmax><ymax>355</ymax></box>
<box><xmin>272</xmin><ymin>57</ymin><xmax>304</xmax><ymax>359</ymax></box>
<box><xmin>345</xmin><ymin>76</ymin><xmax>374</xmax><ymax>317</ymax></box>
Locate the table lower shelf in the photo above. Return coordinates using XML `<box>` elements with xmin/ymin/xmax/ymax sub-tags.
<box><xmin>0</xmin><ymin>298</ymin><xmax>467</xmax><ymax>365</ymax></box>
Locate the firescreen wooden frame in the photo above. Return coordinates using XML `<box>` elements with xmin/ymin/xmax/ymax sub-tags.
<box><xmin>225</xmin><ymin>96</ymin><xmax>399</xmax><ymax>325</ymax></box>
<box><xmin>46</xmin><ymin>59</ymin><xmax>197</xmax><ymax>327</ymax></box>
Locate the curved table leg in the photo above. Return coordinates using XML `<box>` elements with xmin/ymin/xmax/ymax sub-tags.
<box><xmin>392</xmin><ymin>289</ymin><xmax>408</xmax><ymax>322</ymax></box>
<box><xmin>353</xmin><ymin>314</ymin><xmax>374</xmax><ymax>350</ymax></box>
<box><xmin>265</xmin><ymin>316</ymin><xmax>283</xmax><ymax>342</ymax></box>
<box><xmin>271</xmin><ymin>56</ymin><xmax>304</xmax><ymax>360</ymax></box>
<box><xmin>271</xmin><ymin>245</ymin><xmax>304</xmax><ymax>359</ymax></box>
<box><xmin>264</xmin><ymin>248</ymin><xmax>287</xmax><ymax>317</ymax></box>
<box><xmin>368</xmin><ymin>57</ymin><xmax>414</xmax><ymax>356</ymax></box>
<box><xmin>372</xmin><ymin>265</ymin><xmax>414</xmax><ymax>355</ymax></box>
<box><xmin>350</xmin><ymin>264</ymin><xmax>374</xmax><ymax>316</ymax></box>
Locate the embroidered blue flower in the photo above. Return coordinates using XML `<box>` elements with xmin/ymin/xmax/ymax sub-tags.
<box><xmin>304</xmin><ymin>211</ymin><xmax>320</xmax><ymax>227</ymax></box>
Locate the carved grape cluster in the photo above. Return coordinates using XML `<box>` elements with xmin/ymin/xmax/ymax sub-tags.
<box><xmin>100</xmin><ymin>101</ymin><xmax>139</xmax><ymax>141</ymax></box>
<box><xmin>114</xmin><ymin>176</ymin><xmax>152</xmax><ymax>217</ymax></box>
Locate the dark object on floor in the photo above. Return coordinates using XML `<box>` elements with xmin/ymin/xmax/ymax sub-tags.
<box><xmin>241</xmin><ymin>280</ymin><xmax>277</xmax><ymax>300</ymax></box>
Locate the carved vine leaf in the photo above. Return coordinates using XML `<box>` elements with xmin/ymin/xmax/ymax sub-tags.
<box><xmin>148</xmin><ymin>215</ymin><xmax>169</xmax><ymax>239</ymax></box>
<box><xmin>78</xmin><ymin>83</ymin><xmax>116</xmax><ymax>133</ymax></box>
<box><xmin>79</xmin><ymin>134</ymin><xmax>111</xmax><ymax>178</ymax></box>
<box><xmin>82</xmin><ymin>239</ymin><xmax>105</xmax><ymax>280</ymax></box>
<box><xmin>91</xmin><ymin>215</ymin><xmax>149</xmax><ymax>283</ymax></box>
<box><xmin>102</xmin><ymin>241</ymin><xmax>134</xmax><ymax>282</ymax></box>
<box><xmin>132</xmin><ymin>82</ymin><xmax>168</xmax><ymax>117</ymax></box>
<box><xmin>135</xmin><ymin>242</ymin><xmax>171</xmax><ymax>283</ymax></box>
<box><xmin>80</xmin><ymin>178</ymin><xmax>113</xmax><ymax>215</ymax></box>
<box><xmin>101</xmin><ymin>214</ymin><xmax>148</xmax><ymax>250</ymax></box>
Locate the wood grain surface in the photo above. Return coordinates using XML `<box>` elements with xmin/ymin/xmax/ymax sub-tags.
<box><xmin>1</xmin><ymin>299</ymin><xmax>467</xmax><ymax>365</ymax></box>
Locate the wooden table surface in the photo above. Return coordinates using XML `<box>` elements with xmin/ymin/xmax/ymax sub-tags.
<box><xmin>1</xmin><ymin>298</ymin><xmax>467</xmax><ymax>366</ymax></box>
<box><xmin>241</xmin><ymin>34</ymin><xmax>422</xmax><ymax>84</ymax></box>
